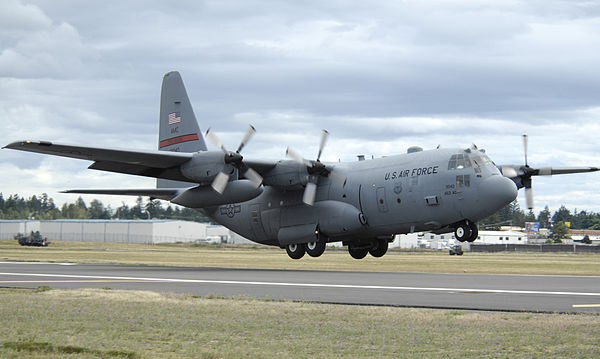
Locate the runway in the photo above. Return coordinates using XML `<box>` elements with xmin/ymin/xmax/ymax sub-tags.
<box><xmin>1</xmin><ymin>262</ymin><xmax>599</xmax><ymax>313</ymax></box>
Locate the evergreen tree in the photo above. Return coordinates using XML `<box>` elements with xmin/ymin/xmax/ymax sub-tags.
<box><xmin>89</xmin><ymin>199</ymin><xmax>111</xmax><ymax>219</ymax></box>
<box><xmin>538</xmin><ymin>206</ymin><xmax>551</xmax><ymax>228</ymax></box>
<box><xmin>550</xmin><ymin>221</ymin><xmax>570</xmax><ymax>243</ymax></box>
<box><xmin>552</xmin><ymin>205</ymin><xmax>572</xmax><ymax>224</ymax></box>
<box><xmin>581</xmin><ymin>234</ymin><xmax>592</xmax><ymax>244</ymax></box>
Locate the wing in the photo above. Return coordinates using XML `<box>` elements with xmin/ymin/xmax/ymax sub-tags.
<box><xmin>498</xmin><ymin>164</ymin><xmax>599</xmax><ymax>179</ymax></box>
<box><xmin>3</xmin><ymin>140</ymin><xmax>279</xmax><ymax>182</ymax></box>
<box><xmin>543</xmin><ymin>167</ymin><xmax>600</xmax><ymax>175</ymax></box>
<box><xmin>4</xmin><ymin>140</ymin><xmax>194</xmax><ymax>182</ymax></box>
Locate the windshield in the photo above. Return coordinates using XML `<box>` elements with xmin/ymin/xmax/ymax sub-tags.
<box><xmin>470</xmin><ymin>153</ymin><xmax>493</xmax><ymax>167</ymax></box>
<box><xmin>447</xmin><ymin>154</ymin><xmax>472</xmax><ymax>170</ymax></box>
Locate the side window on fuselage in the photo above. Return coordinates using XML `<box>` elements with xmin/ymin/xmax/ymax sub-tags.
<box><xmin>456</xmin><ymin>175</ymin><xmax>471</xmax><ymax>188</ymax></box>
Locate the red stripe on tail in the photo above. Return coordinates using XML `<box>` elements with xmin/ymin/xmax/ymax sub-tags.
<box><xmin>159</xmin><ymin>133</ymin><xmax>199</xmax><ymax>148</ymax></box>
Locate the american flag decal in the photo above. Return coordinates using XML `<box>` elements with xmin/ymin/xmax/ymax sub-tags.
<box><xmin>168</xmin><ymin>112</ymin><xmax>181</xmax><ymax>125</ymax></box>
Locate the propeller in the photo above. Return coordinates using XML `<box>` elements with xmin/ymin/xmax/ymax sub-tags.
<box><xmin>286</xmin><ymin>130</ymin><xmax>346</xmax><ymax>206</ymax></box>
<box><xmin>205</xmin><ymin>125</ymin><xmax>263</xmax><ymax>194</ymax></box>
<box><xmin>500</xmin><ymin>134</ymin><xmax>553</xmax><ymax>210</ymax></box>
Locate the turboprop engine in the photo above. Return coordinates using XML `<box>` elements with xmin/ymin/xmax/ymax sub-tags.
<box><xmin>180</xmin><ymin>151</ymin><xmax>233</xmax><ymax>184</ymax></box>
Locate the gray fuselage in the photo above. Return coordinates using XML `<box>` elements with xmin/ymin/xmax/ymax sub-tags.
<box><xmin>206</xmin><ymin>147</ymin><xmax>518</xmax><ymax>247</ymax></box>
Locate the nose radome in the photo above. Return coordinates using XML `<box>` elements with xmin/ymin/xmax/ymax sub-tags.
<box><xmin>478</xmin><ymin>174</ymin><xmax>518</xmax><ymax>210</ymax></box>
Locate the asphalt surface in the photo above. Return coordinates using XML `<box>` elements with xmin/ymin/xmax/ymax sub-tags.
<box><xmin>1</xmin><ymin>261</ymin><xmax>599</xmax><ymax>313</ymax></box>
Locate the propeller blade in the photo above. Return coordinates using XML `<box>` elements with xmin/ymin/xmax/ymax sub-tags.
<box><xmin>211</xmin><ymin>171</ymin><xmax>229</xmax><ymax>194</ymax></box>
<box><xmin>205</xmin><ymin>128</ymin><xmax>227</xmax><ymax>154</ymax></box>
<box><xmin>243</xmin><ymin>167</ymin><xmax>263</xmax><ymax>188</ymax></box>
<box><xmin>303</xmin><ymin>181</ymin><xmax>318</xmax><ymax>206</ymax></box>
<box><xmin>236</xmin><ymin>125</ymin><xmax>256</xmax><ymax>153</ymax></box>
<box><xmin>522</xmin><ymin>134</ymin><xmax>528</xmax><ymax>166</ymax></box>
<box><xmin>286</xmin><ymin>147</ymin><xmax>309</xmax><ymax>165</ymax></box>
<box><xmin>525</xmin><ymin>186</ymin><xmax>534</xmax><ymax>210</ymax></box>
<box><xmin>316</xmin><ymin>129</ymin><xmax>329</xmax><ymax>162</ymax></box>
<box><xmin>327</xmin><ymin>169</ymin><xmax>347</xmax><ymax>187</ymax></box>
<box><xmin>501</xmin><ymin>166</ymin><xmax>518</xmax><ymax>178</ymax></box>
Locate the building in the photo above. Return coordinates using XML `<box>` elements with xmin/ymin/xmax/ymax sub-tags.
<box><xmin>393</xmin><ymin>229</ymin><xmax>529</xmax><ymax>249</ymax></box>
<box><xmin>0</xmin><ymin>219</ymin><xmax>236</xmax><ymax>244</ymax></box>
<box><xmin>0</xmin><ymin>220</ymin><xmax>40</xmax><ymax>240</ymax></box>
<box><xmin>476</xmin><ymin>230</ymin><xmax>528</xmax><ymax>244</ymax></box>
<box><xmin>569</xmin><ymin>229</ymin><xmax>600</xmax><ymax>244</ymax></box>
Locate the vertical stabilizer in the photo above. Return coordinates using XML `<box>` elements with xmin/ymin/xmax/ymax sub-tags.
<box><xmin>157</xmin><ymin>71</ymin><xmax>207</xmax><ymax>188</ymax></box>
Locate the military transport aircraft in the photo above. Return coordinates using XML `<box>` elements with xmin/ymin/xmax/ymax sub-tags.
<box><xmin>4</xmin><ymin>72</ymin><xmax>598</xmax><ymax>259</ymax></box>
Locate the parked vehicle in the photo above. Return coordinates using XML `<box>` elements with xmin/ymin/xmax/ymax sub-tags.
<box><xmin>15</xmin><ymin>231</ymin><xmax>49</xmax><ymax>247</ymax></box>
<box><xmin>449</xmin><ymin>244</ymin><xmax>463</xmax><ymax>255</ymax></box>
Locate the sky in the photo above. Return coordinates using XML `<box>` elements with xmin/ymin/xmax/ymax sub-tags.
<box><xmin>0</xmin><ymin>0</ymin><xmax>599</xmax><ymax>214</ymax></box>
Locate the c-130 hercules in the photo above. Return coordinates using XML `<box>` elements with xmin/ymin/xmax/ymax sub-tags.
<box><xmin>5</xmin><ymin>72</ymin><xmax>598</xmax><ymax>259</ymax></box>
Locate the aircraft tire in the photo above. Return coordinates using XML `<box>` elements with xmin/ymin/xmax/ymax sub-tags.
<box><xmin>454</xmin><ymin>223</ymin><xmax>472</xmax><ymax>242</ymax></box>
<box><xmin>348</xmin><ymin>245</ymin><xmax>368</xmax><ymax>260</ymax></box>
<box><xmin>467</xmin><ymin>223</ymin><xmax>479</xmax><ymax>242</ymax></box>
<box><xmin>286</xmin><ymin>243</ymin><xmax>306</xmax><ymax>259</ymax></box>
<box><xmin>369</xmin><ymin>238</ymin><xmax>388</xmax><ymax>257</ymax></box>
<box><xmin>306</xmin><ymin>241</ymin><xmax>326</xmax><ymax>257</ymax></box>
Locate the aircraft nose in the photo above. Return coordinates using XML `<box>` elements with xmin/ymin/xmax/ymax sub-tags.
<box><xmin>478</xmin><ymin>175</ymin><xmax>518</xmax><ymax>209</ymax></box>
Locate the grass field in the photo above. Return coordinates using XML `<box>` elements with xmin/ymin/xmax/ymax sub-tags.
<box><xmin>0</xmin><ymin>288</ymin><xmax>599</xmax><ymax>358</ymax></box>
<box><xmin>1</xmin><ymin>240</ymin><xmax>599</xmax><ymax>358</ymax></box>
<box><xmin>1</xmin><ymin>239</ymin><xmax>599</xmax><ymax>275</ymax></box>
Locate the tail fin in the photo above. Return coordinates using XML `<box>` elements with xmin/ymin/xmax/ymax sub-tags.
<box><xmin>157</xmin><ymin>71</ymin><xmax>207</xmax><ymax>188</ymax></box>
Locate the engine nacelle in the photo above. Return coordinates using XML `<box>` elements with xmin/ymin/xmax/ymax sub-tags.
<box><xmin>180</xmin><ymin>151</ymin><xmax>232</xmax><ymax>184</ymax></box>
<box><xmin>171</xmin><ymin>180</ymin><xmax>263</xmax><ymax>208</ymax></box>
<box><xmin>261</xmin><ymin>161</ymin><xmax>308</xmax><ymax>190</ymax></box>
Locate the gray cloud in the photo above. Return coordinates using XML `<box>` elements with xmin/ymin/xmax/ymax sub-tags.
<box><xmin>0</xmin><ymin>0</ymin><xmax>599</xmax><ymax>213</ymax></box>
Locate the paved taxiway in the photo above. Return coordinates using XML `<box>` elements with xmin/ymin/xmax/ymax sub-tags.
<box><xmin>1</xmin><ymin>262</ymin><xmax>599</xmax><ymax>313</ymax></box>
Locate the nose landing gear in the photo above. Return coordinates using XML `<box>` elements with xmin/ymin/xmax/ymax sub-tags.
<box><xmin>454</xmin><ymin>220</ymin><xmax>478</xmax><ymax>242</ymax></box>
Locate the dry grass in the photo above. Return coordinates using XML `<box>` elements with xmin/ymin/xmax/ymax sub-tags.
<box><xmin>0</xmin><ymin>288</ymin><xmax>598</xmax><ymax>358</ymax></box>
<box><xmin>1</xmin><ymin>239</ymin><xmax>599</xmax><ymax>275</ymax></box>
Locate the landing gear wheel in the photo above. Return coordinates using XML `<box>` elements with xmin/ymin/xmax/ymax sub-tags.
<box><xmin>306</xmin><ymin>241</ymin><xmax>326</xmax><ymax>257</ymax></box>
<box><xmin>369</xmin><ymin>239</ymin><xmax>388</xmax><ymax>258</ymax></box>
<box><xmin>467</xmin><ymin>222</ymin><xmax>479</xmax><ymax>243</ymax></box>
<box><xmin>286</xmin><ymin>243</ymin><xmax>306</xmax><ymax>259</ymax></box>
<box><xmin>348</xmin><ymin>245</ymin><xmax>368</xmax><ymax>259</ymax></box>
<box><xmin>454</xmin><ymin>223</ymin><xmax>472</xmax><ymax>242</ymax></box>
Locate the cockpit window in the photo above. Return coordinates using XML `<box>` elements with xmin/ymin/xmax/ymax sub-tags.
<box><xmin>470</xmin><ymin>154</ymin><xmax>492</xmax><ymax>167</ymax></box>
<box><xmin>448</xmin><ymin>154</ymin><xmax>472</xmax><ymax>170</ymax></box>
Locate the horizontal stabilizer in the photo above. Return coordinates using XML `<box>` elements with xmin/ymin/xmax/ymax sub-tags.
<box><xmin>61</xmin><ymin>188</ymin><xmax>185</xmax><ymax>201</ymax></box>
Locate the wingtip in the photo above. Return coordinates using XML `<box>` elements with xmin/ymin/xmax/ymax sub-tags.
<box><xmin>3</xmin><ymin>140</ymin><xmax>53</xmax><ymax>149</ymax></box>
<box><xmin>3</xmin><ymin>140</ymin><xmax>26</xmax><ymax>149</ymax></box>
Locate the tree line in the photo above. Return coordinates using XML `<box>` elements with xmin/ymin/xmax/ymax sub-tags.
<box><xmin>478</xmin><ymin>200</ymin><xmax>600</xmax><ymax>230</ymax></box>
<box><xmin>1</xmin><ymin>193</ymin><xmax>600</xmax><ymax>231</ymax></box>
<box><xmin>0</xmin><ymin>193</ymin><xmax>210</xmax><ymax>222</ymax></box>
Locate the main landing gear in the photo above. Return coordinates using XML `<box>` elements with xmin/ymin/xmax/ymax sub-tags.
<box><xmin>454</xmin><ymin>220</ymin><xmax>478</xmax><ymax>243</ymax></box>
<box><xmin>285</xmin><ymin>239</ymin><xmax>327</xmax><ymax>260</ymax></box>
<box><xmin>348</xmin><ymin>238</ymin><xmax>389</xmax><ymax>260</ymax></box>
